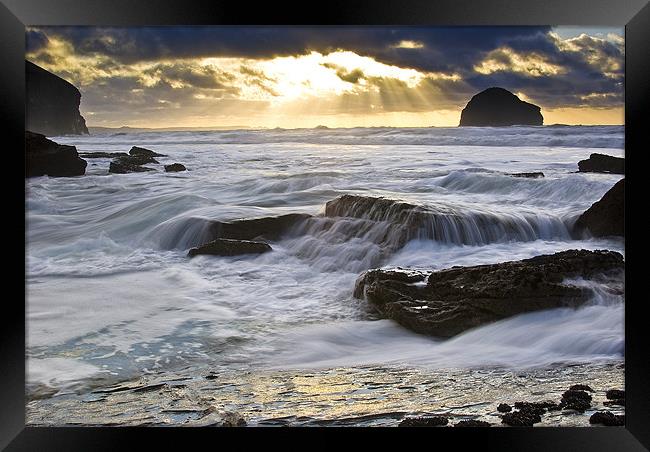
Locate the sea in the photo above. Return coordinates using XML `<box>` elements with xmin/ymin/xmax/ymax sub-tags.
<box><xmin>25</xmin><ymin>125</ymin><xmax>625</xmax><ymax>425</ymax></box>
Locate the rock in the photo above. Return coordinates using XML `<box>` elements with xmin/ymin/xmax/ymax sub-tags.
<box><xmin>208</xmin><ymin>214</ymin><xmax>312</xmax><ymax>242</ymax></box>
<box><xmin>569</xmin><ymin>384</ymin><xmax>594</xmax><ymax>392</ymax></box>
<box><xmin>220</xmin><ymin>412</ymin><xmax>247</xmax><ymax>427</ymax></box>
<box><xmin>188</xmin><ymin>238</ymin><xmax>272</xmax><ymax>257</ymax></box>
<box><xmin>606</xmin><ymin>389</ymin><xmax>625</xmax><ymax>400</ymax></box>
<box><xmin>129</xmin><ymin>146</ymin><xmax>166</xmax><ymax>158</ymax></box>
<box><xmin>573</xmin><ymin>179</ymin><xmax>624</xmax><ymax>238</ymax></box>
<box><xmin>603</xmin><ymin>399</ymin><xmax>625</xmax><ymax>407</ymax></box>
<box><xmin>79</xmin><ymin>152</ymin><xmax>129</xmax><ymax>159</ymax></box>
<box><xmin>514</xmin><ymin>401</ymin><xmax>559</xmax><ymax>414</ymax></box>
<box><xmin>399</xmin><ymin>416</ymin><xmax>448</xmax><ymax>427</ymax></box>
<box><xmin>459</xmin><ymin>87</ymin><xmax>543</xmax><ymax>127</ymax></box>
<box><xmin>507</xmin><ymin>172</ymin><xmax>544</xmax><ymax>178</ymax></box>
<box><xmin>455</xmin><ymin>420</ymin><xmax>491</xmax><ymax>427</ymax></box>
<box><xmin>165</xmin><ymin>163</ymin><xmax>187</xmax><ymax>172</ymax></box>
<box><xmin>497</xmin><ymin>403</ymin><xmax>512</xmax><ymax>413</ymax></box>
<box><xmin>109</xmin><ymin>158</ymin><xmax>156</xmax><ymax>174</ymax></box>
<box><xmin>354</xmin><ymin>249</ymin><xmax>624</xmax><ymax>338</ymax></box>
<box><xmin>589</xmin><ymin>411</ymin><xmax>625</xmax><ymax>426</ymax></box>
<box><xmin>26</xmin><ymin>131</ymin><xmax>87</xmax><ymax>177</ymax></box>
<box><xmin>26</xmin><ymin>61</ymin><xmax>88</xmax><ymax>135</ymax></box>
<box><xmin>560</xmin><ymin>390</ymin><xmax>592</xmax><ymax>412</ymax></box>
<box><xmin>578</xmin><ymin>153</ymin><xmax>624</xmax><ymax>174</ymax></box>
<box><xmin>501</xmin><ymin>410</ymin><xmax>542</xmax><ymax>426</ymax></box>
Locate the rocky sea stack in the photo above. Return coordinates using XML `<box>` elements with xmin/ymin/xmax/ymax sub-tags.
<box><xmin>459</xmin><ymin>87</ymin><xmax>543</xmax><ymax>127</ymax></box>
<box><xmin>26</xmin><ymin>60</ymin><xmax>89</xmax><ymax>136</ymax></box>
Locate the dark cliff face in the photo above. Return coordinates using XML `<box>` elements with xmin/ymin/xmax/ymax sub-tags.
<box><xmin>26</xmin><ymin>60</ymin><xmax>89</xmax><ymax>136</ymax></box>
<box><xmin>459</xmin><ymin>87</ymin><xmax>543</xmax><ymax>127</ymax></box>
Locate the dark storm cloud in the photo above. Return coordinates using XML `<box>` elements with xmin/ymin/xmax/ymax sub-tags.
<box><xmin>26</xmin><ymin>29</ymin><xmax>49</xmax><ymax>53</ymax></box>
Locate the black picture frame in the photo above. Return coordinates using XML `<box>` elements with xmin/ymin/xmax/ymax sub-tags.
<box><xmin>2</xmin><ymin>0</ymin><xmax>647</xmax><ymax>449</ymax></box>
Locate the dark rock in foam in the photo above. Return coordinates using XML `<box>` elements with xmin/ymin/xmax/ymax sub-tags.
<box><xmin>129</xmin><ymin>146</ymin><xmax>166</xmax><ymax>158</ymax></box>
<box><xmin>459</xmin><ymin>87</ymin><xmax>543</xmax><ymax>127</ymax></box>
<box><xmin>353</xmin><ymin>249</ymin><xmax>624</xmax><ymax>338</ymax></box>
<box><xmin>26</xmin><ymin>131</ymin><xmax>87</xmax><ymax>177</ymax></box>
<box><xmin>573</xmin><ymin>179</ymin><xmax>624</xmax><ymax>238</ymax></box>
<box><xmin>165</xmin><ymin>163</ymin><xmax>187</xmax><ymax>172</ymax></box>
<box><xmin>578</xmin><ymin>153</ymin><xmax>624</xmax><ymax>174</ymax></box>
<box><xmin>188</xmin><ymin>238</ymin><xmax>272</xmax><ymax>257</ymax></box>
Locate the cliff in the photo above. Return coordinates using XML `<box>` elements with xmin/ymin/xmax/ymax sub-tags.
<box><xmin>26</xmin><ymin>60</ymin><xmax>89</xmax><ymax>136</ymax></box>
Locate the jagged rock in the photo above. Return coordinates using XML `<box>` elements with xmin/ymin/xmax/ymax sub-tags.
<box><xmin>573</xmin><ymin>179</ymin><xmax>624</xmax><ymax>238</ymax></box>
<box><xmin>208</xmin><ymin>214</ymin><xmax>312</xmax><ymax>242</ymax></box>
<box><xmin>129</xmin><ymin>146</ymin><xmax>166</xmax><ymax>158</ymax></box>
<box><xmin>188</xmin><ymin>238</ymin><xmax>272</xmax><ymax>257</ymax></box>
<box><xmin>455</xmin><ymin>420</ymin><xmax>491</xmax><ymax>427</ymax></box>
<box><xmin>507</xmin><ymin>172</ymin><xmax>545</xmax><ymax>178</ymax></box>
<box><xmin>165</xmin><ymin>163</ymin><xmax>187</xmax><ymax>172</ymax></box>
<box><xmin>589</xmin><ymin>411</ymin><xmax>625</xmax><ymax>426</ymax></box>
<box><xmin>560</xmin><ymin>390</ymin><xmax>592</xmax><ymax>412</ymax></box>
<box><xmin>514</xmin><ymin>401</ymin><xmax>559</xmax><ymax>414</ymax></box>
<box><xmin>578</xmin><ymin>153</ymin><xmax>624</xmax><ymax>174</ymax></box>
<box><xmin>399</xmin><ymin>416</ymin><xmax>448</xmax><ymax>427</ymax></box>
<box><xmin>26</xmin><ymin>61</ymin><xmax>88</xmax><ymax>135</ymax></box>
<box><xmin>459</xmin><ymin>87</ymin><xmax>543</xmax><ymax>127</ymax></box>
<box><xmin>569</xmin><ymin>384</ymin><xmax>594</xmax><ymax>392</ymax></box>
<box><xmin>26</xmin><ymin>131</ymin><xmax>87</xmax><ymax>177</ymax></box>
<box><xmin>497</xmin><ymin>403</ymin><xmax>512</xmax><ymax>413</ymax></box>
<box><xmin>79</xmin><ymin>152</ymin><xmax>129</xmax><ymax>158</ymax></box>
<box><xmin>606</xmin><ymin>389</ymin><xmax>625</xmax><ymax>400</ymax></box>
<box><xmin>353</xmin><ymin>249</ymin><xmax>624</xmax><ymax>338</ymax></box>
<box><xmin>501</xmin><ymin>410</ymin><xmax>542</xmax><ymax>426</ymax></box>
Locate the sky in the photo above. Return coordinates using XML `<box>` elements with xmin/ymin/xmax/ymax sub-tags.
<box><xmin>26</xmin><ymin>26</ymin><xmax>624</xmax><ymax>129</ymax></box>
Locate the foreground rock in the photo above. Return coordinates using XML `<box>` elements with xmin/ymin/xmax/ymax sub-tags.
<box><xmin>399</xmin><ymin>416</ymin><xmax>448</xmax><ymax>427</ymax></box>
<box><xmin>129</xmin><ymin>146</ymin><xmax>166</xmax><ymax>158</ymax></box>
<box><xmin>165</xmin><ymin>163</ymin><xmax>186</xmax><ymax>172</ymax></box>
<box><xmin>578</xmin><ymin>153</ymin><xmax>624</xmax><ymax>174</ymax></box>
<box><xmin>207</xmin><ymin>213</ymin><xmax>312</xmax><ymax>242</ymax></box>
<box><xmin>188</xmin><ymin>238</ymin><xmax>272</xmax><ymax>257</ymax></box>
<box><xmin>459</xmin><ymin>87</ymin><xmax>543</xmax><ymax>127</ymax></box>
<box><xmin>26</xmin><ymin>60</ymin><xmax>88</xmax><ymax>135</ymax></box>
<box><xmin>354</xmin><ymin>249</ymin><xmax>624</xmax><ymax>338</ymax></box>
<box><xmin>109</xmin><ymin>156</ymin><xmax>156</xmax><ymax>174</ymax></box>
<box><xmin>573</xmin><ymin>179</ymin><xmax>624</xmax><ymax>238</ymax></box>
<box><xmin>26</xmin><ymin>131</ymin><xmax>87</xmax><ymax>177</ymax></box>
<box><xmin>589</xmin><ymin>411</ymin><xmax>625</xmax><ymax>426</ymax></box>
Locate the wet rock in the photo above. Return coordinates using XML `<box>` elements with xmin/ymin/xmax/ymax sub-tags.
<box><xmin>606</xmin><ymin>389</ymin><xmax>625</xmax><ymax>400</ymax></box>
<box><xmin>514</xmin><ymin>401</ymin><xmax>559</xmax><ymax>414</ymax></box>
<box><xmin>455</xmin><ymin>420</ymin><xmax>491</xmax><ymax>427</ymax></box>
<box><xmin>560</xmin><ymin>390</ymin><xmax>592</xmax><ymax>412</ymax></box>
<box><xmin>501</xmin><ymin>410</ymin><xmax>542</xmax><ymax>426</ymax></box>
<box><xmin>399</xmin><ymin>416</ymin><xmax>448</xmax><ymax>427</ymax></box>
<box><xmin>507</xmin><ymin>172</ymin><xmax>545</xmax><ymax>178</ymax></box>
<box><xmin>26</xmin><ymin>131</ymin><xmax>87</xmax><ymax>177</ymax></box>
<box><xmin>221</xmin><ymin>412</ymin><xmax>247</xmax><ymax>427</ymax></box>
<box><xmin>589</xmin><ymin>411</ymin><xmax>625</xmax><ymax>426</ymax></box>
<box><xmin>188</xmin><ymin>238</ymin><xmax>272</xmax><ymax>257</ymax></box>
<box><xmin>573</xmin><ymin>179</ymin><xmax>624</xmax><ymax>238</ymax></box>
<box><xmin>79</xmin><ymin>151</ymin><xmax>129</xmax><ymax>159</ymax></box>
<box><xmin>459</xmin><ymin>87</ymin><xmax>543</xmax><ymax>127</ymax></box>
<box><xmin>129</xmin><ymin>146</ymin><xmax>166</xmax><ymax>158</ymax></box>
<box><xmin>578</xmin><ymin>153</ymin><xmax>624</xmax><ymax>174</ymax></box>
<box><xmin>109</xmin><ymin>158</ymin><xmax>156</xmax><ymax>174</ymax></box>
<box><xmin>165</xmin><ymin>163</ymin><xmax>187</xmax><ymax>172</ymax></box>
<box><xmin>497</xmin><ymin>403</ymin><xmax>512</xmax><ymax>413</ymax></box>
<box><xmin>26</xmin><ymin>60</ymin><xmax>88</xmax><ymax>135</ymax></box>
<box><xmin>354</xmin><ymin>249</ymin><xmax>624</xmax><ymax>338</ymax></box>
<box><xmin>569</xmin><ymin>384</ymin><xmax>594</xmax><ymax>392</ymax></box>
<box><xmin>208</xmin><ymin>213</ymin><xmax>312</xmax><ymax>242</ymax></box>
<box><xmin>603</xmin><ymin>399</ymin><xmax>625</xmax><ymax>407</ymax></box>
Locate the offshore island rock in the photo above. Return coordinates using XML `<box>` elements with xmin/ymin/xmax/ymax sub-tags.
<box><xmin>459</xmin><ymin>87</ymin><xmax>543</xmax><ymax>127</ymax></box>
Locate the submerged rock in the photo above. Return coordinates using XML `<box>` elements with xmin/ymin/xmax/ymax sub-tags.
<box><xmin>26</xmin><ymin>60</ymin><xmax>88</xmax><ymax>136</ymax></box>
<box><xmin>129</xmin><ymin>146</ymin><xmax>166</xmax><ymax>158</ymax></box>
<box><xmin>188</xmin><ymin>238</ymin><xmax>272</xmax><ymax>257</ymax></box>
<box><xmin>165</xmin><ymin>163</ymin><xmax>187</xmax><ymax>172</ymax></box>
<box><xmin>399</xmin><ymin>416</ymin><xmax>448</xmax><ymax>427</ymax></box>
<box><xmin>26</xmin><ymin>131</ymin><xmax>87</xmax><ymax>177</ymax></box>
<box><xmin>507</xmin><ymin>172</ymin><xmax>545</xmax><ymax>178</ymax></box>
<box><xmin>354</xmin><ymin>249</ymin><xmax>624</xmax><ymax>338</ymax></box>
<box><xmin>459</xmin><ymin>87</ymin><xmax>543</xmax><ymax>127</ymax></box>
<box><xmin>589</xmin><ymin>411</ymin><xmax>625</xmax><ymax>426</ymax></box>
<box><xmin>573</xmin><ymin>179</ymin><xmax>624</xmax><ymax>238</ymax></box>
<box><xmin>578</xmin><ymin>153</ymin><xmax>624</xmax><ymax>174</ymax></box>
<box><xmin>208</xmin><ymin>213</ymin><xmax>313</xmax><ymax>242</ymax></box>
